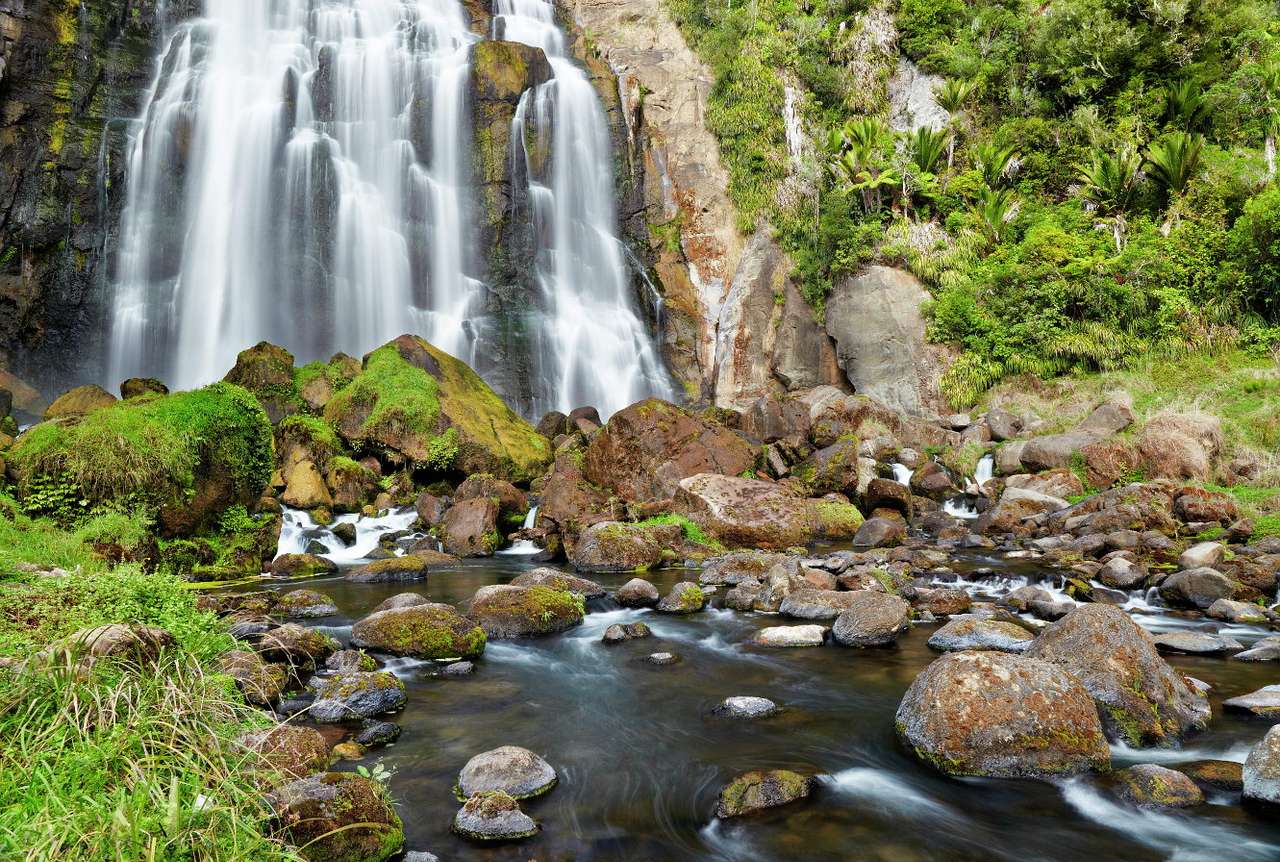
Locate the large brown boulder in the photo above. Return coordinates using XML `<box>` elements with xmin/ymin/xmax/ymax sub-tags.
<box><xmin>467</xmin><ymin>584</ymin><xmax>584</xmax><ymax>638</ymax></box>
<box><xmin>1025</xmin><ymin>604</ymin><xmax>1210</xmax><ymax>746</ymax></box>
<box><xmin>266</xmin><ymin>773</ymin><xmax>403</xmax><ymax>862</ymax></box>
<box><xmin>792</xmin><ymin>438</ymin><xmax>859</xmax><ymax>496</ymax></box>
<box><xmin>536</xmin><ymin>439</ymin><xmax>614</xmax><ymax>551</ymax></box>
<box><xmin>455</xmin><ymin>473</ymin><xmax>527</xmax><ymax>517</ymax></box>
<box><xmin>895</xmin><ymin>651</ymin><xmax>1109</xmax><ymax>778</ymax></box>
<box><xmin>224</xmin><ymin>342</ymin><xmax>299</xmax><ymax>424</ymax></box>
<box><xmin>350</xmin><ymin>604</ymin><xmax>486</xmax><ymax>659</ymax></box>
<box><xmin>570</xmin><ymin>521</ymin><xmax>676</xmax><ymax>572</ymax></box>
<box><xmin>675</xmin><ymin>473</ymin><xmax>811</xmax><ymax>549</ymax></box>
<box><xmin>43</xmin><ymin>384</ymin><xmax>117</xmax><ymax>420</ymax></box>
<box><xmin>281</xmin><ymin>459</ymin><xmax>333</xmax><ymax>509</ymax></box>
<box><xmin>1136</xmin><ymin>414</ymin><xmax>1223</xmax><ymax>481</ymax></box>
<box><xmin>583</xmin><ymin>399</ymin><xmax>756</xmax><ymax>502</ymax></box>
<box><xmin>442</xmin><ymin>497</ymin><xmax>501</xmax><ymax>557</ymax></box>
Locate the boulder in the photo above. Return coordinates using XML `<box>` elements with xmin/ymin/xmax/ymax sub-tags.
<box><xmin>831</xmin><ymin>592</ymin><xmax>911</xmax><ymax>647</ymax></box>
<box><xmin>350</xmin><ymin>605</ymin><xmax>486</xmax><ymax>659</ymax></box>
<box><xmin>224</xmin><ymin>342</ymin><xmax>299</xmax><ymax>423</ymax></box>
<box><xmin>1233</xmin><ymin>637</ymin><xmax>1280</xmax><ymax>662</ymax></box>
<box><xmin>656</xmin><ymin>581</ymin><xmax>707</xmax><ymax>614</ymax></box>
<box><xmin>1158</xmin><ymin>567</ymin><xmax>1240</xmax><ymax>609</ymax></box>
<box><xmin>864</xmin><ymin>477</ymin><xmax>912</xmax><ymax>517</ymax></box>
<box><xmin>1078</xmin><ymin>439</ymin><xmax>1142</xmax><ymax>489</ymax></box>
<box><xmin>700</xmin><ymin>551</ymin><xmax>791</xmax><ymax>586</ymax></box>
<box><xmin>1019</xmin><ymin>431</ymin><xmax>1100</xmax><ymax>472</ymax></box>
<box><xmin>570</xmin><ymin>521</ymin><xmax>668</xmax><ymax>573</ymax></box>
<box><xmin>1114</xmin><ymin>764</ymin><xmax>1204</xmax><ymax>808</ymax></box>
<box><xmin>1174</xmin><ymin>488</ymin><xmax>1239</xmax><ymax>524</ymax></box>
<box><xmin>270</xmin><ymin>553</ymin><xmax>338</xmax><ymax>578</ymax></box>
<box><xmin>1244</xmin><ymin>725</ymin><xmax>1280</xmax><ymax>805</ymax></box>
<box><xmin>308</xmin><ymin>671</ymin><xmax>407</xmax><ymax>722</ymax></box>
<box><xmin>615</xmin><ymin>578</ymin><xmax>660</xmax><ymax>607</ymax></box>
<box><xmin>713</xmin><ymin>696</ymin><xmax>779</xmax><ymax>720</ymax></box>
<box><xmin>535</xmin><ymin>411</ymin><xmax>569</xmax><ymax>438</ymax></box>
<box><xmin>852</xmin><ymin>516</ymin><xmax>906</xmax><ymax>548</ymax></box>
<box><xmin>277</xmin><ymin>589</ymin><xmax>339</xmax><ymax>618</ymax></box>
<box><xmin>927</xmin><ymin>618</ymin><xmax>1034</xmax><ymax>653</ymax></box>
<box><xmin>43</xmin><ymin>384</ymin><xmax>117</xmax><ymax>420</ymax></box>
<box><xmin>1178</xmin><ymin>760</ymin><xmax>1243</xmax><ymax>791</ymax></box>
<box><xmin>1005</xmin><ymin>470</ymin><xmax>1083</xmax><ymax>500</ymax></box>
<box><xmin>715</xmin><ymin>769</ymin><xmax>812</xmax><ymax>818</ymax></box>
<box><xmin>256</xmin><ymin>624</ymin><xmax>337</xmax><ymax>669</ymax></box>
<box><xmin>324</xmin><ymin>335</ymin><xmax>550</xmax><ymax>481</ymax></box>
<box><xmin>54</xmin><ymin>623</ymin><xmax>175</xmax><ymax>667</ymax></box>
<box><xmin>414</xmin><ymin>491</ymin><xmax>448</xmax><ymax>526</ymax></box>
<box><xmin>1209</xmin><ymin>599</ymin><xmax>1270</xmax><ymax>625</ymax></box>
<box><xmin>455</xmin><ymin>473</ymin><xmax>527</xmax><ymax>516</ymax></box>
<box><xmin>1136</xmin><ymin>414</ymin><xmax>1223</xmax><ymax>481</ymax></box>
<box><xmin>1025</xmin><ymin>604</ymin><xmax>1209</xmax><ymax>746</ymax></box>
<box><xmin>441</xmin><ymin>497</ymin><xmax>501</xmax><ymax>557</ymax></box>
<box><xmin>237</xmin><ymin>725</ymin><xmax>329</xmax><ymax>782</ymax></box>
<box><xmin>346</xmin><ymin>554</ymin><xmax>434</xmax><ymax>584</ymax></box>
<box><xmin>217</xmin><ymin>650</ymin><xmax>287</xmax><ymax>706</ymax></box>
<box><xmin>751</xmin><ymin>625</ymin><xmax>826</xmax><ymax>647</ymax></box>
<box><xmin>583</xmin><ymin>399</ymin><xmax>755</xmax><ymax>502</ymax></box>
<box><xmin>468</xmin><ymin>585</ymin><xmax>584</xmax><ymax>638</ymax></box>
<box><xmin>1179</xmin><ymin>541</ymin><xmax>1225</xmax><ymax>569</ymax></box>
<box><xmin>1223</xmin><ymin>685</ymin><xmax>1280</xmax><ymax>719</ymax></box>
<box><xmin>602</xmin><ymin>622</ymin><xmax>652</xmax><ymax>644</ymax></box>
<box><xmin>909</xmin><ymin>460</ymin><xmax>957</xmax><ymax>500</ymax></box>
<box><xmin>793</xmin><ymin>438</ymin><xmax>860</xmax><ymax>496</ymax></box>
<box><xmin>456</xmin><ymin>745</ymin><xmax>557</xmax><ymax>799</ymax></box>
<box><xmin>267</xmin><ymin>772</ymin><xmax>403</xmax><ymax>862</ymax></box>
<box><xmin>120</xmin><ymin>377</ymin><xmax>168</xmax><ymax>399</ymax></box>
<box><xmin>1078</xmin><ymin>402</ymin><xmax>1135</xmax><ymax>435</ymax></box>
<box><xmin>452</xmin><ymin>790</ymin><xmax>538</xmax><ymax>841</ymax></box>
<box><xmin>914</xmin><ymin>588</ymin><xmax>971</xmax><ymax>616</ymax></box>
<box><xmin>356</xmin><ymin>720</ymin><xmax>402</xmax><ymax>748</ymax></box>
<box><xmin>282</xmin><ymin>459</ymin><xmax>333</xmax><ymax>509</ymax></box>
<box><xmin>1152</xmin><ymin>631</ymin><xmax>1242</xmax><ymax>655</ymax></box>
<box><xmin>675</xmin><ymin>473</ymin><xmax>812</xmax><ymax>549</ymax></box>
<box><xmin>778</xmin><ymin>589</ymin><xmax>870</xmax><ymax>621</ymax></box>
<box><xmin>1097</xmin><ymin>556</ymin><xmax>1148</xmax><ymax>589</ymax></box>
<box><xmin>326</xmin><ymin>649</ymin><xmax>377</xmax><ymax>672</ymax></box>
<box><xmin>895</xmin><ymin>651</ymin><xmax>1110</xmax><ymax>777</ymax></box>
<box><xmin>509</xmin><ymin>568</ymin><xmax>606</xmax><ymax>598</ymax></box>
<box><xmin>985</xmin><ymin>408</ymin><xmax>1021</xmax><ymax>441</ymax></box>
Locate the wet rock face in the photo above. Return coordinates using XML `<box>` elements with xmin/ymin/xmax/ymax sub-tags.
<box><xmin>267</xmin><ymin>772</ymin><xmax>404</xmax><ymax>862</ymax></box>
<box><xmin>896</xmin><ymin>651</ymin><xmax>1110</xmax><ymax>778</ymax></box>
<box><xmin>1025</xmin><ymin>604</ymin><xmax>1210</xmax><ymax>747</ymax></box>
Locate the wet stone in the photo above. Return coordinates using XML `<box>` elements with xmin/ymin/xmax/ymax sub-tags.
<box><xmin>713</xmin><ymin>696</ymin><xmax>779</xmax><ymax>720</ymax></box>
<box><xmin>442</xmin><ymin>660</ymin><xmax>475</xmax><ymax>677</ymax></box>
<box><xmin>456</xmin><ymin>745</ymin><xmax>557</xmax><ymax>800</ymax></box>
<box><xmin>602</xmin><ymin>622</ymin><xmax>652</xmax><ymax>644</ymax></box>
<box><xmin>453</xmin><ymin>791</ymin><xmax>538</xmax><ymax>842</ymax></box>
<box><xmin>645</xmin><ymin>652</ymin><xmax>679</xmax><ymax>666</ymax></box>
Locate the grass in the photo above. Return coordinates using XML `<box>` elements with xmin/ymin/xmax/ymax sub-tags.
<box><xmin>637</xmin><ymin>513</ymin><xmax>727</xmax><ymax>552</ymax></box>
<box><xmin>1202</xmin><ymin>483</ymin><xmax>1280</xmax><ymax>538</ymax></box>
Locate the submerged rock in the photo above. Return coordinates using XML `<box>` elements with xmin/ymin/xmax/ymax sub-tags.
<box><xmin>1025</xmin><ymin>604</ymin><xmax>1209</xmax><ymax>746</ymax></box>
<box><xmin>267</xmin><ymin>772</ymin><xmax>404</xmax><ymax>862</ymax></box>
<box><xmin>456</xmin><ymin>745</ymin><xmax>557</xmax><ymax>799</ymax></box>
<box><xmin>645</xmin><ymin>652</ymin><xmax>680</xmax><ymax>666</ymax></box>
<box><xmin>715</xmin><ymin>769</ymin><xmax>812</xmax><ymax>818</ymax></box>
<box><xmin>1115</xmin><ymin>764</ymin><xmax>1203</xmax><ymax>808</ymax></box>
<box><xmin>896</xmin><ymin>651</ymin><xmax>1109</xmax><ymax>778</ymax></box>
<box><xmin>452</xmin><ymin>790</ymin><xmax>538</xmax><ymax>842</ymax></box>
<box><xmin>713</xmin><ymin>696</ymin><xmax>779</xmax><ymax>720</ymax></box>
<box><xmin>308</xmin><ymin>671</ymin><xmax>407</xmax><ymax>722</ymax></box>
<box><xmin>351</xmin><ymin>604</ymin><xmax>486</xmax><ymax>659</ymax></box>
<box><xmin>468</xmin><ymin>584</ymin><xmax>584</xmax><ymax>638</ymax></box>
<box><xmin>1244</xmin><ymin>725</ymin><xmax>1280</xmax><ymax>805</ymax></box>
<box><xmin>830</xmin><ymin>592</ymin><xmax>911</xmax><ymax>647</ymax></box>
<box><xmin>355</xmin><ymin>720</ymin><xmax>402</xmax><ymax>748</ymax></box>
<box><xmin>927</xmin><ymin>618</ymin><xmax>1034</xmax><ymax>653</ymax></box>
<box><xmin>602</xmin><ymin>622</ymin><xmax>651</xmax><ymax>644</ymax></box>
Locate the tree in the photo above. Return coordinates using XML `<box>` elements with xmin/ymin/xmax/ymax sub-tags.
<box><xmin>1076</xmin><ymin>146</ymin><xmax>1144</xmax><ymax>250</ymax></box>
<box><xmin>1163</xmin><ymin>79</ymin><xmax>1210</xmax><ymax>132</ymax></box>
<box><xmin>974</xmin><ymin>141</ymin><xmax>1020</xmax><ymax>188</ymax></box>
<box><xmin>971</xmin><ymin>186</ymin><xmax>1019</xmax><ymax>243</ymax></box>
<box><xmin>936</xmin><ymin>78</ymin><xmax>978</xmax><ymax>167</ymax></box>
<box><xmin>828</xmin><ymin>117</ymin><xmax>898</xmax><ymax>214</ymax></box>
<box><xmin>910</xmin><ymin>126</ymin><xmax>948</xmax><ymax>176</ymax></box>
<box><xmin>1145</xmin><ymin>132</ymin><xmax>1203</xmax><ymax>234</ymax></box>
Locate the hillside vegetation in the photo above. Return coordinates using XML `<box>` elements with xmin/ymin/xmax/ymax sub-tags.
<box><xmin>666</xmin><ymin>0</ymin><xmax>1280</xmax><ymax>405</ymax></box>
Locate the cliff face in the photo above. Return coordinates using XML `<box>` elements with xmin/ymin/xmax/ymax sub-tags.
<box><xmin>0</xmin><ymin>0</ymin><xmax>186</xmax><ymax>393</ymax></box>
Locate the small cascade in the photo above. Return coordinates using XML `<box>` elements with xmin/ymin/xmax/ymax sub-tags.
<box><xmin>941</xmin><ymin>497</ymin><xmax>979</xmax><ymax>520</ymax></box>
<box><xmin>973</xmin><ymin>454</ymin><xmax>994</xmax><ymax>488</ymax></box>
<box><xmin>944</xmin><ymin>453</ymin><xmax>996</xmax><ymax>519</ymax></box>
<box><xmin>497</xmin><ymin>505</ymin><xmax>542</xmax><ymax>556</ymax></box>
<box><xmin>890</xmin><ymin>463</ymin><xmax>914</xmax><ymax>485</ymax></box>
<box><xmin>275</xmin><ymin>506</ymin><xmax>420</xmax><ymax>564</ymax></box>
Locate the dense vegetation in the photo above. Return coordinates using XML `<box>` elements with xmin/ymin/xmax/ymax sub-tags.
<box><xmin>666</xmin><ymin>0</ymin><xmax>1280</xmax><ymax>405</ymax></box>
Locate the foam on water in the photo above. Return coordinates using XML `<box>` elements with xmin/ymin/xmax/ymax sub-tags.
<box><xmin>275</xmin><ymin>505</ymin><xmax>419</xmax><ymax>563</ymax></box>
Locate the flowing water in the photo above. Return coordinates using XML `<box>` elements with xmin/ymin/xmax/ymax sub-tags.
<box><xmin>248</xmin><ymin>528</ymin><xmax>1280</xmax><ymax>861</ymax></box>
<box><xmin>107</xmin><ymin>0</ymin><xmax>669</xmax><ymax>417</ymax></box>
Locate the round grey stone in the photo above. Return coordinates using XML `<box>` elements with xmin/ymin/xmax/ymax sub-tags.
<box><xmin>457</xmin><ymin>745</ymin><xmax>557</xmax><ymax>799</ymax></box>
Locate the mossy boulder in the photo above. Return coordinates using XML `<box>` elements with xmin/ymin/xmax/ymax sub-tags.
<box><xmin>442</xmin><ymin>497</ymin><xmax>501</xmax><ymax>557</ymax></box>
<box><xmin>309</xmin><ymin>670</ymin><xmax>407</xmax><ymax>722</ymax></box>
<box><xmin>43</xmin><ymin>384</ymin><xmax>117</xmax><ymax>420</ymax></box>
<box><xmin>509</xmin><ymin>567</ymin><xmax>606</xmax><ymax>598</ymax></box>
<box><xmin>656</xmin><ymin>581</ymin><xmax>707</xmax><ymax>614</ymax></box>
<box><xmin>456</xmin><ymin>745</ymin><xmax>558</xmax><ymax>800</ymax></box>
<box><xmin>120</xmin><ymin>377</ymin><xmax>168</xmax><ymax>399</ymax></box>
<box><xmin>324</xmin><ymin>335</ymin><xmax>550</xmax><ymax>482</ymax></box>
<box><xmin>675</xmin><ymin>473</ymin><xmax>813</xmax><ymax>549</ymax></box>
<box><xmin>217</xmin><ymin>650</ymin><xmax>288</xmax><ymax>706</ymax></box>
<box><xmin>809</xmin><ymin>499</ymin><xmax>865</xmax><ymax>539</ymax></box>
<box><xmin>277</xmin><ymin>589</ymin><xmax>339</xmax><ymax>618</ymax></box>
<box><xmin>281</xmin><ymin>459</ymin><xmax>333</xmax><ymax>509</ymax></box>
<box><xmin>570</xmin><ymin>521</ymin><xmax>677</xmax><ymax>573</ymax></box>
<box><xmin>8</xmin><ymin>382</ymin><xmax>273</xmax><ymax>536</ymax></box>
<box><xmin>455</xmin><ymin>472</ymin><xmax>528</xmax><ymax>517</ymax></box>
<box><xmin>237</xmin><ymin>725</ymin><xmax>330</xmax><ymax>784</ymax></box>
<box><xmin>896</xmin><ymin>651</ymin><xmax>1110</xmax><ymax>778</ymax></box>
<box><xmin>1114</xmin><ymin>763</ymin><xmax>1204</xmax><ymax>808</ymax></box>
<box><xmin>345</xmin><ymin>554</ymin><xmax>435</xmax><ymax>583</ymax></box>
<box><xmin>257</xmin><ymin>623</ymin><xmax>338</xmax><ymax>669</ymax></box>
<box><xmin>325</xmin><ymin>456</ymin><xmax>378</xmax><ymax>512</ymax></box>
<box><xmin>467</xmin><ymin>585</ymin><xmax>584</xmax><ymax>638</ymax></box>
<box><xmin>294</xmin><ymin>353</ymin><xmax>361</xmax><ymax>412</ymax></box>
<box><xmin>267</xmin><ymin>772</ymin><xmax>403</xmax><ymax>862</ymax></box>
<box><xmin>715</xmin><ymin>769</ymin><xmax>812</xmax><ymax>818</ymax></box>
<box><xmin>1025</xmin><ymin>604</ymin><xmax>1211</xmax><ymax>747</ymax></box>
<box><xmin>224</xmin><ymin>341</ymin><xmax>300</xmax><ymax>424</ymax></box>
<box><xmin>452</xmin><ymin>790</ymin><xmax>538</xmax><ymax>842</ymax></box>
<box><xmin>351</xmin><ymin>604</ymin><xmax>487</xmax><ymax>659</ymax></box>
<box><xmin>270</xmin><ymin>553</ymin><xmax>338</xmax><ymax>578</ymax></box>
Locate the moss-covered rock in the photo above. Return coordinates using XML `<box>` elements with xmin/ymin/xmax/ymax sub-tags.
<box><xmin>325</xmin><ymin>455</ymin><xmax>377</xmax><ymax>512</ymax></box>
<box><xmin>345</xmin><ymin>554</ymin><xmax>437</xmax><ymax>583</ymax></box>
<box><xmin>468</xmin><ymin>585</ymin><xmax>585</xmax><ymax>638</ymax></box>
<box><xmin>452</xmin><ymin>790</ymin><xmax>539</xmax><ymax>842</ymax></box>
<box><xmin>270</xmin><ymin>553</ymin><xmax>338</xmax><ymax>578</ymax></box>
<box><xmin>277</xmin><ymin>588</ymin><xmax>339</xmax><ymax>618</ymax></box>
<box><xmin>442</xmin><ymin>497</ymin><xmax>501</xmax><ymax>557</ymax></box>
<box><xmin>715</xmin><ymin>769</ymin><xmax>812</xmax><ymax>818</ymax></box>
<box><xmin>350</xmin><ymin>604</ymin><xmax>487</xmax><ymax>659</ymax></box>
<box><xmin>570</xmin><ymin>521</ymin><xmax>677</xmax><ymax>572</ymax></box>
<box><xmin>324</xmin><ymin>335</ymin><xmax>549</xmax><ymax>481</ymax></box>
<box><xmin>809</xmin><ymin>499</ymin><xmax>865</xmax><ymax>539</ymax></box>
<box><xmin>656</xmin><ymin>581</ymin><xmax>707</xmax><ymax>614</ymax></box>
<box><xmin>1114</xmin><ymin>763</ymin><xmax>1204</xmax><ymax>808</ymax></box>
<box><xmin>223</xmin><ymin>341</ymin><xmax>300</xmax><ymax>424</ymax></box>
<box><xmin>8</xmin><ymin>382</ymin><xmax>273</xmax><ymax>535</ymax></box>
<box><xmin>237</xmin><ymin>725</ymin><xmax>330</xmax><ymax>784</ymax></box>
<box><xmin>217</xmin><ymin>650</ymin><xmax>288</xmax><ymax>706</ymax></box>
<box><xmin>43</xmin><ymin>384</ymin><xmax>117</xmax><ymax>420</ymax></box>
<box><xmin>281</xmin><ymin>459</ymin><xmax>333</xmax><ymax>509</ymax></box>
<box><xmin>257</xmin><ymin>623</ymin><xmax>338</xmax><ymax>669</ymax></box>
<box><xmin>309</xmin><ymin>670</ymin><xmax>407</xmax><ymax>722</ymax></box>
<box><xmin>267</xmin><ymin>772</ymin><xmax>403</xmax><ymax>862</ymax></box>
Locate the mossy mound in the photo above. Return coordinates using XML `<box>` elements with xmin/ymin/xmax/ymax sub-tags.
<box><xmin>715</xmin><ymin>769</ymin><xmax>812</xmax><ymax>818</ymax></box>
<box><xmin>350</xmin><ymin>604</ymin><xmax>487</xmax><ymax>659</ymax></box>
<box><xmin>468</xmin><ymin>585</ymin><xmax>585</xmax><ymax>638</ymax></box>
<box><xmin>267</xmin><ymin>772</ymin><xmax>404</xmax><ymax>862</ymax></box>
<box><xmin>223</xmin><ymin>342</ymin><xmax>300</xmax><ymax>424</ymax></box>
<box><xmin>809</xmin><ymin>499</ymin><xmax>865</xmax><ymax>539</ymax></box>
<box><xmin>8</xmin><ymin>383</ymin><xmax>273</xmax><ymax>533</ymax></box>
<box><xmin>1115</xmin><ymin>763</ymin><xmax>1204</xmax><ymax>808</ymax></box>
<box><xmin>237</xmin><ymin>725</ymin><xmax>330</xmax><ymax>784</ymax></box>
<box><xmin>324</xmin><ymin>335</ymin><xmax>550</xmax><ymax>482</ymax></box>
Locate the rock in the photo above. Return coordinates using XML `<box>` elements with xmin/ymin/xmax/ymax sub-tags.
<box><xmin>238</xmin><ymin>725</ymin><xmax>330</xmax><ymax>782</ymax></box>
<box><xmin>1224</xmin><ymin>685</ymin><xmax>1280</xmax><ymax>718</ymax></box>
<box><xmin>351</xmin><ymin>605</ymin><xmax>487</xmax><ymax>659</ymax></box>
<box><xmin>1233</xmin><ymin>636</ymin><xmax>1280</xmax><ymax>662</ymax></box>
<box><xmin>509</xmin><ymin>568</ymin><xmax>606</xmax><ymax>598</ymax></box>
<box><xmin>1179</xmin><ymin>541</ymin><xmax>1226</xmax><ymax>569</ymax></box>
<box><xmin>615</xmin><ymin>578</ymin><xmax>661</xmax><ymax>607</ymax></box>
<box><xmin>309</xmin><ymin>671</ymin><xmax>407</xmax><ymax>722</ymax></box>
<box><xmin>831</xmin><ymin>592</ymin><xmax>912</xmax><ymax>647</ymax></box>
<box><xmin>43</xmin><ymin>384</ymin><xmax>117</xmax><ymax>420</ymax></box>
<box><xmin>1152</xmin><ymin>631</ymin><xmax>1242</xmax><ymax>655</ymax></box>
<box><xmin>568</xmin><ymin>405</ymin><xmax>602</xmax><ymax>432</ymax></box>
<box><xmin>1136</xmin><ymin>414</ymin><xmax>1223</xmax><ymax>481</ymax></box>
<box><xmin>715</xmin><ymin>769</ymin><xmax>812</xmax><ymax>818</ymax></box>
<box><xmin>602</xmin><ymin>622</ymin><xmax>652</xmax><ymax>644</ymax></box>
<box><xmin>1020</xmin><ymin>431</ymin><xmax>1101</xmax><ymax>472</ymax></box>
<box><xmin>570</xmin><ymin>521</ymin><xmax>668</xmax><ymax>572</ymax></box>
<box><xmin>455</xmin><ymin>473</ymin><xmax>527</xmax><ymax>517</ymax></box>
<box><xmin>414</xmin><ymin>491</ymin><xmax>447</xmax><ymax>526</ymax></box>
<box><xmin>282</xmin><ymin>459</ymin><xmax>333</xmax><ymax>509</ymax></box>
<box><xmin>1005</xmin><ymin>470</ymin><xmax>1083</xmax><ymax>500</ymax></box>
<box><xmin>996</xmin><ymin>441</ymin><xmax>1027</xmax><ymax>475</ymax></box>
<box><xmin>53</xmin><ymin>624</ymin><xmax>175</xmax><ymax>667</ymax></box>
<box><xmin>645</xmin><ymin>652</ymin><xmax>680</xmax><ymax>666</ymax></box>
<box><xmin>331</xmin><ymin>741</ymin><xmax>366</xmax><ymax>761</ymax></box>
<box><xmin>825</xmin><ymin>266</ymin><xmax>943</xmax><ymax>416</ymax></box>
<box><xmin>583</xmin><ymin>399</ymin><xmax>755</xmax><ymax>502</ymax></box>
<box><xmin>1079</xmin><ymin>402</ymin><xmax>1135</xmax><ymax>435</ymax></box>
<box><xmin>778</xmin><ymin>589</ymin><xmax>867</xmax><ymax>621</ymax></box>
<box><xmin>218</xmin><ymin>650</ymin><xmax>287</xmax><ymax>706</ymax></box>
<box><xmin>468</xmin><ymin>584</ymin><xmax>584</xmax><ymax>638</ymax></box>
<box><xmin>452</xmin><ymin>790</ymin><xmax>538</xmax><ymax>841</ymax></box>
<box><xmin>1178</xmin><ymin>760</ymin><xmax>1243</xmax><ymax>791</ymax></box>
<box><xmin>895</xmin><ymin>651</ymin><xmax>1110</xmax><ymax>777</ymax></box>
<box><xmin>1174</xmin><ymin>488</ymin><xmax>1239</xmax><ymax>524</ymax></box>
<box><xmin>1097</xmin><ymin>556</ymin><xmax>1148</xmax><ymax>589</ymax></box>
<box><xmin>865</xmin><ymin>477</ymin><xmax>912</xmax><ymax>517</ymax></box>
<box><xmin>371</xmin><ymin>593</ymin><xmax>430</xmax><ymax>614</ymax></box>
<box><xmin>1244</xmin><ymin>725</ymin><xmax>1280</xmax><ymax>804</ymax></box>
<box><xmin>713</xmin><ymin>696</ymin><xmax>779</xmax><ymax>719</ymax></box>
<box><xmin>442</xmin><ymin>661</ymin><xmax>474</xmax><ymax>677</ymax></box>
<box><xmin>656</xmin><ymin>581</ymin><xmax>707</xmax><ymax>614</ymax></box>
<box><xmin>752</xmin><ymin>625</ymin><xmax>826</xmax><ymax>647</ymax></box>
<box><xmin>346</xmin><ymin>554</ymin><xmax>435</xmax><ymax>584</ymax></box>
<box><xmin>852</xmin><ymin>516</ymin><xmax>906</xmax><ymax>548</ymax></box>
<box><xmin>909</xmin><ymin>460</ymin><xmax>958</xmax><ymax>500</ymax></box>
<box><xmin>985</xmin><ymin>408</ymin><xmax>1022</xmax><ymax>441</ymax></box>
<box><xmin>1001</xmin><ymin>585</ymin><xmax>1053</xmax><ymax>612</ymax></box>
<box><xmin>674</xmin><ymin>473</ymin><xmax>812</xmax><ymax>549</ymax></box>
<box><xmin>442</xmin><ymin>497</ymin><xmax>501</xmax><ymax>557</ymax></box>
<box><xmin>535</xmin><ymin>410</ymin><xmax>569</xmax><ymax>438</ymax></box>
<box><xmin>793</xmin><ymin>438</ymin><xmax>860</xmax><ymax>496</ymax></box>
<box><xmin>257</xmin><ymin>624</ymin><xmax>337</xmax><ymax>668</ymax></box>
<box><xmin>1025</xmin><ymin>604</ymin><xmax>1210</xmax><ymax>746</ymax></box>
<box><xmin>700</xmin><ymin>552</ymin><xmax>792</xmax><ymax>586</ymax></box>
<box><xmin>1159</xmin><ymin>567</ymin><xmax>1240</xmax><ymax>609</ymax></box>
<box><xmin>267</xmin><ymin>772</ymin><xmax>403</xmax><ymax>861</ymax></box>
<box><xmin>1115</xmin><ymin>764</ymin><xmax>1204</xmax><ymax>808</ymax></box>
<box><xmin>277</xmin><ymin>589</ymin><xmax>339</xmax><ymax>618</ymax></box>
<box><xmin>927</xmin><ymin>618</ymin><xmax>1034</xmax><ymax>653</ymax></box>
<box><xmin>326</xmin><ymin>649</ymin><xmax>376</xmax><ymax>672</ymax></box>
<box><xmin>324</xmin><ymin>335</ymin><xmax>551</xmax><ymax>481</ymax></box>
<box><xmin>914</xmin><ymin>588</ymin><xmax>971</xmax><ymax>616</ymax></box>
<box><xmin>120</xmin><ymin>377</ymin><xmax>168</xmax><ymax>399</ymax></box>
<box><xmin>270</xmin><ymin>553</ymin><xmax>338</xmax><ymax>578</ymax></box>
<box><xmin>457</xmin><ymin>745</ymin><xmax>557</xmax><ymax>799</ymax></box>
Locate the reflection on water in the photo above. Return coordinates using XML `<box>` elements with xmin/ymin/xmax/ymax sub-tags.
<box><xmin>250</xmin><ymin>552</ymin><xmax>1280</xmax><ymax>861</ymax></box>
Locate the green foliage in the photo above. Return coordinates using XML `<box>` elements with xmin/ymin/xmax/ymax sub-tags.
<box><xmin>1145</xmin><ymin>132</ymin><xmax>1205</xmax><ymax>198</ymax></box>
<box><xmin>636</xmin><ymin>513</ymin><xmax>726</xmax><ymax>552</ymax></box>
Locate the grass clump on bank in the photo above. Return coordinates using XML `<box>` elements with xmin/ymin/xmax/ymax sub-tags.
<box><xmin>637</xmin><ymin>513</ymin><xmax>726</xmax><ymax>552</ymax></box>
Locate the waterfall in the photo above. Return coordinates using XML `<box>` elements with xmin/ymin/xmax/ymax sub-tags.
<box><xmin>106</xmin><ymin>0</ymin><xmax>669</xmax><ymax>419</ymax></box>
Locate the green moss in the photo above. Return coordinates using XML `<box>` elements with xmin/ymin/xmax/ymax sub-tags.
<box><xmin>812</xmin><ymin>501</ymin><xmax>866</xmax><ymax>536</ymax></box>
<box><xmin>635</xmin><ymin>513</ymin><xmax>726</xmax><ymax>552</ymax></box>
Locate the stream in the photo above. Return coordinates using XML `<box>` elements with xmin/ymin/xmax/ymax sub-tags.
<box><xmin>239</xmin><ymin>522</ymin><xmax>1280</xmax><ymax>861</ymax></box>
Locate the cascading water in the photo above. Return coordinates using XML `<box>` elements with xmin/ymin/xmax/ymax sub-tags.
<box><xmin>107</xmin><ymin>0</ymin><xmax>669</xmax><ymax>418</ymax></box>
